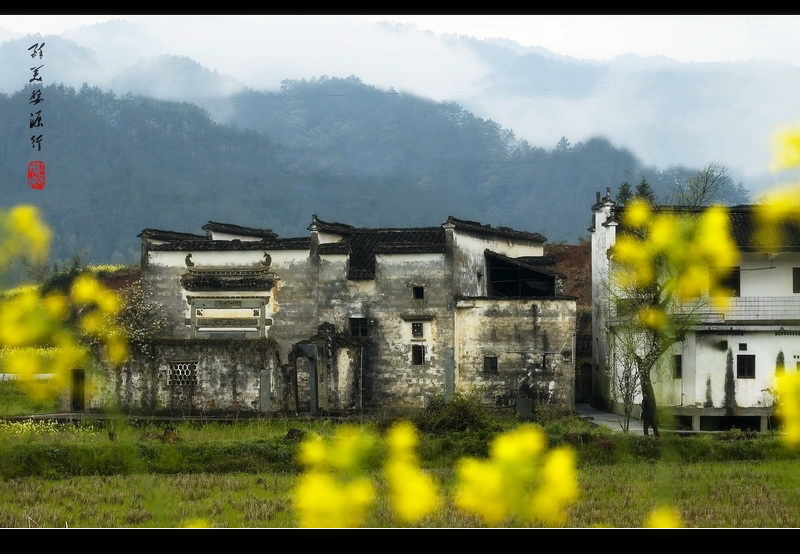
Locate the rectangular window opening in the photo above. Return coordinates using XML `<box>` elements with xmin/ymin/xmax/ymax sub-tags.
<box><xmin>412</xmin><ymin>344</ymin><xmax>426</xmax><ymax>365</ymax></box>
<box><xmin>483</xmin><ymin>356</ymin><xmax>498</xmax><ymax>373</ymax></box>
<box><xmin>673</xmin><ymin>354</ymin><xmax>682</xmax><ymax>379</ymax></box>
<box><xmin>413</xmin><ymin>286</ymin><xmax>425</xmax><ymax>300</ymax></box>
<box><xmin>411</xmin><ymin>322</ymin><xmax>424</xmax><ymax>338</ymax></box>
<box><xmin>737</xmin><ymin>354</ymin><xmax>756</xmax><ymax>379</ymax></box>
<box><xmin>794</xmin><ymin>268</ymin><xmax>800</xmax><ymax>293</ymax></box>
<box><xmin>349</xmin><ymin>317</ymin><xmax>369</xmax><ymax>337</ymax></box>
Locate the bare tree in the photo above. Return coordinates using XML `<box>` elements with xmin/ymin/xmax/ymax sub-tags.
<box><xmin>671</xmin><ymin>162</ymin><xmax>746</xmax><ymax>206</ymax></box>
<box><xmin>607</xmin><ymin>323</ymin><xmax>643</xmax><ymax>432</ymax></box>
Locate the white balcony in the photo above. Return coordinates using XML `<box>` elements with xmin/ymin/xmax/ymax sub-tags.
<box><xmin>688</xmin><ymin>296</ymin><xmax>800</xmax><ymax>324</ymax></box>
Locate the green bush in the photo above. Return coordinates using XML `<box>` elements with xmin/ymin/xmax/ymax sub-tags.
<box><xmin>413</xmin><ymin>393</ymin><xmax>501</xmax><ymax>434</ymax></box>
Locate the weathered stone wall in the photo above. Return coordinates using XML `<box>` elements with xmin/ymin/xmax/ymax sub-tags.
<box><xmin>454</xmin><ymin>298</ymin><xmax>576</xmax><ymax>409</ymax></box>
<box><xmin>123</xmin><ymin>228</ymin><xmax>576</xmax><ymax>415</ymax></box>
<box><xmin>91</xmin><ymin>339</ymin><xmax>286</xmax><ymax>414</ymax></box>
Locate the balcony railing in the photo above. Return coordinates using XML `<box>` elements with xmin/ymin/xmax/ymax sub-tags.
<box><xmin>608</xmin><ymin>296</ymin><xmax>800</xmax><ymax>326</ymax></box>
<box><xmin>684</xmin><ymin>296</ymin><xmax>800</xmax><ymax>324</ymax></box>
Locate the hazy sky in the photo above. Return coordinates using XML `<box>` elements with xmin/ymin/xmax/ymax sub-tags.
<box><xmin>3</xmin><ymin>14</ymin><xmax>800</xmax><ymax>184</ymax></box>
<box><xmin>3</xmin><ymin>14</ymin><xmax>799</xmax><ymax>67</ymax></box>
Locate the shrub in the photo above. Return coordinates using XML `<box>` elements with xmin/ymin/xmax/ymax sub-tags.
<box><xmin>413</xmin><ymin>393</ymin><xmax>500</xmax><ymax>434</ymax></box>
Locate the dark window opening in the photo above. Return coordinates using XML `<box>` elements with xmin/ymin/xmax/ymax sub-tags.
<box><xmin>486</xmin><ymin>253</ymin><xmax>556</xmax><ymax>298</ymax></box>
<box><xmin>738</xmin><ymin>343</ymin><xmax>747</xmax><ymax>351</ymax></box>
<box><xmin>412</xmin><ymin>344</ymin><xmax>426</xmax><ymax>365</ymax></box>
<box><xmin>794</xmin><ymin>268</ymin><xmax>800</xmax><ymax>293</ymax></box>
<box><xmin>483</xmin><ymin>356</ymin><xmax>498</xmax><ymax>373</ymax></box>
<box><xmin>737</xmin><ymin>354</ymin><xmax>756</xmax><ymax>379</ymax></box>
<box><xmin>411</xmin><ymin>322</ymin><xmax>423</xmax><ymax>338</ymax></box>
<box><xmin>413</xmin><ymin>286</ymin><xmax>425</xmax><ymax>299</ymax></box>
<box><xmin>349</xmin><ymin>317</ymin><xmax>369</xmax><ymax>337</ymax></box>
<box><xmin>712</xmin><ymin>267</ymin><xmax>741</xmax><ymax>297</ymax></box>
<box><xmin>673</xmin><ymin>354</ymin><xmax>682</xmax><ymax>379</ymax></box>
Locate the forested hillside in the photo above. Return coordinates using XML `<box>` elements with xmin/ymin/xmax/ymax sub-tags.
<box><xmin>0</xmin><ymin>77</ymin><xmax>749</xmax><ymax>265</ymax></box>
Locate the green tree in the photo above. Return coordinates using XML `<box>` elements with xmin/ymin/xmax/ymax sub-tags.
<box><xmin>616</xmin><ymin>181</ymin><xmax>633</xmax><ymax>205</ymax></box>
<box><xmin>635</xmin><ymin>178</ymin><xmax>656</xmax><ymax>204</ymax></box>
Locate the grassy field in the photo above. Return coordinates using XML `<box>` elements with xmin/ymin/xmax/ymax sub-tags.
<box><xmin>2</xmin><ymin>460</ymin><xmax>799</xmax><ymax>528</ymax></box>
<box><xmin>0</xmin><ymin>413</ymin><xmax>798</xmax><ymax>528</ymax></box>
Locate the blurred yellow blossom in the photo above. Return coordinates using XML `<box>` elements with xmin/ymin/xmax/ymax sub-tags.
<box><xmin>0</xmin><ymin>206</ymin><xmax>130</xmax><ymax>402</ymax></box>
<box><xmin>771</xmin><ymin>126</ymin><xmax>800</xmax><ymax>171</ymax></box>
<box><xmin>645</xmin><ymin>505</ymin><xmax>684</xmax><ymax>528</ymax></box>
<box><xmin>454</xmin><ymin>424</ymin><xmax>578</xmax><ymax>527</ymax></box>
<box><xmin>1</xmin><ymin>205</ymin><xmax>51</xmax><ymax>264</ymax></box>
<box><xmin>293</xmin><ymin>471</ymin><xmax>375</xmax><ymax>528</ymax></box>
<box><xmin>775</xmin><ymin>371</ymin><xmax>800</xmax><ymax>447</ymax></box>
<box><xmin>293</xmin><ymin>426</ymin><xmax>379</xmax><ymax>527</ymax></box>
<box><xmin>181</xmin><ymin>518</ymin><xmax>212</xmax><ymax>528</ymax></box>
<box><xmin>384</xmin><ymin>422</ymin><xmax>441</xmax><ymax>523</ymax></box>
<box><xmin>624</xmin><ymin>199</ymin><xmax>651</xmax><ymax>228</ymax></box>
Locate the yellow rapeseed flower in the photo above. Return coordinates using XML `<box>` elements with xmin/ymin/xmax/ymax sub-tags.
<box><xmin>645</xmin><ymin>505</ymin><xmax>684</xmax><ymax>528</ymax></box>
<box><xmin>0</xmin><ymin>289</ymin><xmax>52</xmax><ymax>347</ymax></box>
<box><xmin>638</xmin><ymin>307</ymin><xmax>667</xmax><ymax>332</ymax></box>
<box><xmin>71</xmin><ymin>275</ymin><xmax>104</xmax><ymax>305</ymax></box>
<box><xmin>387</xmin><ymin>420</ymin><xmax>418</xmax><ymax>462</ymax></box>
<box><xmin>105</xmin><ymin>334</ymin><xmax>130</xmax><ymax>366</ymax></box>
<box><xmin>771</xmin><ymin>126</ymin><xmax>800</xmax><ymax>171</ymax></box>
<box><xmin>454</xmin><ymin>457</ymin><xmax>509</xmax><ymax>525</ymax></box>
<box><xmin>293</xmin><ymin>471</ymin><xmax>375</xmax><ymax>528</ymax></box>
<box><xmin>775</xmin><ymin>371</ymin><xmax>800</xmax><ymax>447</ymax></box>
<box><xmin>490</xmin><ymin>423</ymin><xmax>546</xmax><ymax>464</ymax></box>
<box><xmin>624</xmin><ymin>199</ymin><xmax>652</xmax><ymax>228</ymax></box>
<box><xmin>297</xmin><ymin>433</ymin><xmax>327</xmax><ymax>468</ymax></box>
<box><xmin>454</xmin><ymin>424</ymin><xmax>579</xmax><ymax>527</ymax></box>
<box><xmin>384</xmin><ymin>422</ymin><xmax>441</xmax><ymax>523</ymax></box>
<box><xmin>326</xmin><ymin>425</ymin><xmax>377</xmax><ymax>473</ymax></box>
<box><xmin>7</xmin><ymin>205</ymin><xmax>51</xmax><ymax>262</ymax></box>
<box><xmin>385</xmin><ymin>459</ymin><xmax>442</xmax><ymax>523</ymax></box>
<box><xmin>649</xmin><ymin>214</ymin><xmax>677</xmax><ymax>252</ymax></box>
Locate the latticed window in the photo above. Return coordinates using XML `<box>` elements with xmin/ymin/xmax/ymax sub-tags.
<box><xmin>168</xmin><ymin>362</ymin><xmax>198</xmax><ymax>385</ymax></box>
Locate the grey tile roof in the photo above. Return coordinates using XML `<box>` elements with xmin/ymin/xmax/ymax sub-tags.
<box><xmin>202</xmin><ymin>221</ymin><xmax>278</xmax><ymax>239</ymax></box>
<box><xmin>446</xmin><ymin>216</ymin><xmax>547</xmax><ymax>243</ymax></box>
<box><xmin>148</xmin><ymin>238</ymin><xmax>310</xmax><ymax>251</ymax></box>
<box><xmin>138</xmin><ymin>229</ymin><xmax>208</xmax><ymax>241</ymax></box>
<box><xmin>614</xmin><ymin>204</ymin><xmax>800</xmax><ymax>251</ymax></box>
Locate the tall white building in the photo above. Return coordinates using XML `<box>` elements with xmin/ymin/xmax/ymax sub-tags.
<box><xmin>591</xmin><ymin>190</ymin><xmax>800</xmax><ymax>432</ymax></box>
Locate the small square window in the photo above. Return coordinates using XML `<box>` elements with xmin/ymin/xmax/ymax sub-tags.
<box><xmin>738</xmin><ymin>343</ymin><xmax>747</xmax><ymax>351</ymax></box>
<box><xmin>737</xmin><ymin>354</ymin><xmax>756</xmax><ymax>379</ymax></box>
<box><xmin>673</xmin><ymin>354</ymin><xmax>682</xmax><ymax>379</ymax></box>
<box><xmin>413</xmin><ymin>286</ymin><xmax>425</xmax><ymax>300</ymax></box>
<box><xmin>412</xmin><ymin>344</ymin><xmax>426</xmax><ymax>365</ymax></box>
<box><xmin>349</xmin><ymin>317</ymin><xmax>369</xmax><ymax>337</ymax></box>
<box><xmin>411</xmin><ymin>322</ymin><xmax>423</xmax><ymax>338</ymax></box>
<box><xmin>483</xmin><ymin>356</ymin><xmax>498</xmax><ymax>373</ymax></box>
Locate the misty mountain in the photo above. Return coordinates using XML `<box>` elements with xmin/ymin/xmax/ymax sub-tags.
<box><xmin>3</xmin><ymin>20</ymin><xmax>798</xmax><ymax>186</ymax></box>
<box><xmin>0</xmin><ymin>78</ymin><xmax>748</xmax><ymax>267</ymax></box>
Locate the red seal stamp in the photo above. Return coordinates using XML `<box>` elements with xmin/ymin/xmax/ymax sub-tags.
<box><xmin>27</xmin><ymin>160</ymin><xmax>45</xmax><ymax>190</ymax></box>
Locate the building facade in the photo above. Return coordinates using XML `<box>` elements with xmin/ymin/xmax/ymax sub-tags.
<box><xmin>92</xmin><ymin>216</ymin><xmax>577</xmax><ymax>416</ymax></box>
<box><xmin>591</xmin><ymin>190</ymin><xmax>800</xmax><ymax>431</ymax></box>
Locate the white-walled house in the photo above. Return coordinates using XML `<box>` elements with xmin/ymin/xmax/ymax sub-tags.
<box><xmin>591</xmin><ymin>190</ymin><xmax>800</xmax><ymax>432</ymax></box>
